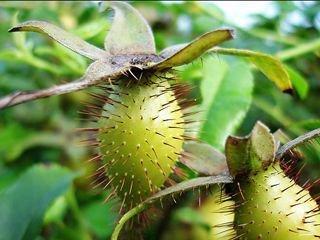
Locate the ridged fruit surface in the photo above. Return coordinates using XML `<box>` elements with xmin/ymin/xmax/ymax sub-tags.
<box><xmin>234</xmin><ymin>163</ymin><xmax>320</xmax><ymax>239</ymax></box>
<box><xmin>98</xmin><ymin>75</ymin><xmax>185</xmax><ymax>208</ymax></box>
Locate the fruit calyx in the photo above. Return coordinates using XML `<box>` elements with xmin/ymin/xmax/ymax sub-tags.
<box><xmin>225</xmin><ymin>121</ymin><xmax>276</xmax><ymax>179</ymax></box>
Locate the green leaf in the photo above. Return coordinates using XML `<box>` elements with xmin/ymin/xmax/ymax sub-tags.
<box><xmin>0</xmin><ymin>164</ymin><xmax>76</xmax><ymax>240</ymax></box>
<box><xmin>81</xmin><ymin>200</ymin><xmax>118</xmax><ymax>238</ymax></box>
<box><xmin>172</xmin><ymin>207</ymin><xmax>210</xmax><ymax>231</ymax></box>
<box><xmin>74</xmin><ymin>18</ymin><xmax>109</xmax><ymax>40</ymax></box>
<box><xmin>11</xmin><ymin>12</ymin><xmax>28</xmax><ymax>53</ymax></box>
<box><xmin>43</xmin><ymin>196</ymin><xmax>67</xmax><ymax>224</ymax></box>
<box><xmin>276</xmin><ymin>38</ymin><xmax>320</xmax><ymax>61</ymax></box>
<box><xmin>0</xmin><ymin>164</ymin><xmax>24</xmax><ymax>191</ymax></box>
<box><xmin>200</xmin><ymin>58</ymin><xmax>254</xmax><ymax>150</ymax></box>
<box><xmin>276</xmin><ymin>128</ymin><xmax>320</xmax><ymax>160</ymax></box>
<box><xmin>9</xmin><ymin>20</ymin><xmax>107</xmax><ymax>60</ymax></box>
<box><xmin>0</xmin><ymin>123</ymin><xmax>65</xmax><ymax>162</ymax></box>
<box><xmin>285</xmin><ymin>65</ymin><xmax>309</xmax><ymax>99</ymax></box>
<box><xmin>101</xmin><ymin>1</ymin><xmax>156</xmax><ymax>55</ymax></box>
<box><xmin>289</xmin><ymin>119</ymin><xmax>320</xmax><ymax>132</ymax></box>
<box><xmin>211</xmin><ymin>47</ymin><xmax>293</xmax><ymax>92</ymax></box>
<box><xmin>154</xmin><ymin>29</ymin><xmax>234</xmax><ymax>70</ymax></box>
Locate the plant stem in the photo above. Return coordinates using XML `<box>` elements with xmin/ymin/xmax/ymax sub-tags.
<box><xmin>276</xmin><ymin>128</ymin><xmax>320</xmax><ymax>159</ymax></box>
<box><xmin>110</xmin><ymin>204</ymin><xmax>147</xmax><ymax>240</ymax></box>
<box><xmin>110</xmin><ymin>175</ymin><xmax>232</xmax><ymax>240</ymax></box>
<box><xmin>276</xmin><ymin>38</ymin><xmax>320</xmax><ymax>61</ymax></box>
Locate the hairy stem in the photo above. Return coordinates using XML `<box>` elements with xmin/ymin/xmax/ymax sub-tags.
<box><xmin>0</xmin><ymin>77</ymin><xmax>99</xmax><ymax>110</ymax></box>
<box><xmin>111</xmin><ymin>204</ymin><xmax>147</xmax><ymax>240</ymax></box>
<box><xmin>110</xmin><ymin>175</ymin><xmax>232</xmax><ymax>240</ymax></box>
<box><xmin>276</xmin><ymin>128</ymin><xmax>320</xmax><ymax>159</ymax></box>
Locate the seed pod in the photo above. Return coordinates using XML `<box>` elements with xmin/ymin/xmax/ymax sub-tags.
<box><xmin>97</xmin><ymin>73</ymin><xmax>185</xmax><ymax>208</ymax></box>
<box><xmin>225</xmin><ymin>122</ymin><xmax>320</xmax><ymax>239</ymax></box>
<box><xmin>197</xmin><ymin>189</ymin><xmax>236</xmax><ymax>239</ymax></box>
<box><xmin>232</xmin><ymin>162</ymin><xmax>320</xmax><ymax>239</ymax></box>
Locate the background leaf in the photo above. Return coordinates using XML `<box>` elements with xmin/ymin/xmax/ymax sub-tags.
<box><xmin>81</xmin><ymin>199</ymin><xmax>118</xmax><ymax>239</ymax></box>
<box><xmin>211</xmin><ymin>47</ymin><xmax>293</xmax><ymax>92</ymax></box>
<box><xmin>200</xmin><ymin>58</ymin><xmax>254</xmax><ymax>150</ymax></box>
<box><xmin>285</xmin><ymin>65</ymin><xmax>309</xmax><ymax>99</ymax></box>
<box><xmin>0</xmin><ymin>164</ymin><xmax>76</xmax><ymax>240</ymax></box>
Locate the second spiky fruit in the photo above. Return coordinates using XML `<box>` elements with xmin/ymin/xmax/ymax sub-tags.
<box><xmin>196</xmin><ymin>189</ymin><xmax>236</xmax><ymax>239</ymax></box>
<box><xmin>233</xmin><ymin>162</ymin><xmax>320</xmax><ymax>239</ymax></box>
<box><xmin>225</xmin><ymin>122</ymin><xmax>320</xmax><ymax>239</ymax></box>
<box><xmin>98</xmin><ymin>74</ymin><xmax>185</xmax><ymax>208</ymax></box>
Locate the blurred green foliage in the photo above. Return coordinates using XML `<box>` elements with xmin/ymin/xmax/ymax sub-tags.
<box><xmin>0</xmin><ymin>1</ymin><xmax>319</xmax><ymax>239</ymax></box>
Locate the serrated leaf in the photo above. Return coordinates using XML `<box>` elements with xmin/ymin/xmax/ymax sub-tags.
<box><xmin>9</xmin><ymin>20</ymin><xmax>107</xmax><ymax>60</ymax></box>
<box><xmin>101</xmin><ymin>1</ymin><xmax>156</xmax><ymax>55</ymax></box>
<box><xmin>211</xmin><ymin>47</ymin><xmax>293</xmax><ymax>92</ymax></box>
<box><xmin>200</xmin><ymin>58</ymin><xmax>254</xmax><ymax>150</ymax></box>
<box><xmin>0</xmin><ymin>164</ymin><xmax>76</xmax><ymax>240</ymax></box>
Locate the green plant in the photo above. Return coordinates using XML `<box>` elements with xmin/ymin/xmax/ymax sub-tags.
<box><xmin>113</xmin><ymin>123</ymin><xmax>320</xmax><ymax>240</ymax></box>
<box><xmin>225</xmin><ymin>122</ymin><xmax>320</xmax><ymax>239</ymax></box>
<box><xmin>4</xmin><ymin>2</ymin><xmax>320</xmax><ymax>240</ymax></box>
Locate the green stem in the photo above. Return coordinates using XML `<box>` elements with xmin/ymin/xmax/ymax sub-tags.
<box><xmin>110</xmin><ymin>175</ymin><xmax>232</xmax><ymax>240</ymax></box>
<box><xmin>276</xmin><ymin>38</ymin><xmax>320</xmax><ymax>61</ymax></box>
<box><xmin>111</xmin><ymin>203</ymin><xmax>147</xmax><ymax>240</ymax></box>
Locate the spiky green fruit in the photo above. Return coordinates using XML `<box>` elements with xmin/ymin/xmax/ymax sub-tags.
<box><xmin>97</xmin><ymin>74</ymin><xmax>185</xmax><ymax>208</ymax></box>
<box><xmin>196</xmin><ymin>189</ymin><xmax>236</xmax><ymax>239</ymax></box>
<box><xmin>233</xmin><ymin>163</ymin><xmax>320</xmax><ymax>239</ymax></box>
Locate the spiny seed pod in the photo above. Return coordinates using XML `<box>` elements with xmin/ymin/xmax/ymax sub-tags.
<box><xmin>225</xmin><ymin>122</ymin><xmax>320</xmax><ymax>239</ymax></box>
<box><xmin>232</xmin><ymin>162</ymin><xmax>320</xmax><ymax>239</ymax></box>
<box><xmin>97</xmin><ymin>73</ymin><xmax>185</xmax><ymax>207</ymax></box>
<box><xmin>7</xmin><ymin>1</ymin><xmax>235</xmax><ymax>211</ymax></box>
<box><xmin>196</xmin><ymin>189</ymin><xmax>236</xmax><ymax>239</ymax></box>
